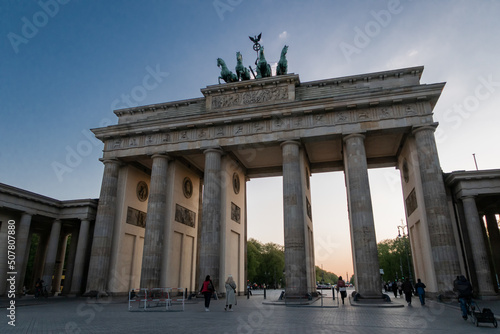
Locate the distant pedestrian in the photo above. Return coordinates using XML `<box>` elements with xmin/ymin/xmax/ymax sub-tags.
<box><xmin>402</xmin><ymin>277</ymin><xmax>414</xmax><ymax>305</ymax></box>
<box><xmin>336</xmin><ymin>276</ymin><xmax>347</xmax><ymax>304</ymax></box>
<box><xmin>200</xmin><ymin>275</ymin><xmax>215</xmax><ymax>312</ymax></box>
<box><xmin>392</xmin><ymin>280</ymin><xmax>398</xmax><ymax>298</ymax></box>
<box><xmin>224</xmin><ymin>275</ymin><xmax>237</xmax><ymax>311</ymax></box>
<box><xmin>414</xmin><ymin>278</ymin><xmax>426</xmax><ymax>305</ymax></box>
<box><xmin>397</xmin><ymin>279</ymin><xmax>403</xmax><ymax>297</ymax></box>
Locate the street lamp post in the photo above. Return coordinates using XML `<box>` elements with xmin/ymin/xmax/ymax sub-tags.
<box><xmin>397</xmin><ymin>219</ymin><xmax>413</xmax><ymax>284</ymax></box>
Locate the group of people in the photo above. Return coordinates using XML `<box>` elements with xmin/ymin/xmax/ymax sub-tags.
<box><xmin>199</xmin><ymin>274</ymin><xmax>237</xmax><ymax>312</ymax></box>
<box><xmin>199</xmin><ymin>272</ymin><xmax>474</xmax><ymax>320</ymax></box>
<box><xmin>384</xmin><ymin>278</ymin><xmax>427</xmax><ymax>306</ymax></box>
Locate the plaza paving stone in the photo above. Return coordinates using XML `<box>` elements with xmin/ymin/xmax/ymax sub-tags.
<box><xmin>1</xmin><ymin>289</ymin><xmax>498</xmax><ymax>333</ymax></box>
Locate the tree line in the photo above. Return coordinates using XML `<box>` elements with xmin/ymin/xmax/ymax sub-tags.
<box><xmin>247</xmin><ymin>238</ymin><xmax>347</xmax><ymax>288</ymax></box>
<box><xmin>377</xmin><ymin>235</ymin><xmax>414</xmax><ymax>283</ymax></box>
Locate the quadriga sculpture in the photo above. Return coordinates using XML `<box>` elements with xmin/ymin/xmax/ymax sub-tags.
<box><xmin>235</xmin><ymin>52</ymin><xmax>251</xmax><ymax>81</ymax></box>
<box><xmin>255</xmin><ymin>46</ymin><xmax>271</xmax><ymax>79</ymax></box>
<box><xmin>276</xmin><ymin>45</ymin><xmax>288</xmax><ymax>76</ymax></box>
<box><xmin>217</xmin><ymin>58</ymin><xmax>238</xmax><ymax>84</ymax></box>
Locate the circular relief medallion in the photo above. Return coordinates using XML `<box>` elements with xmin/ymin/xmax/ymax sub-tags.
<box><xmin>403</xmin><ymin>159</ymin><xmax>410</xmax><ymax>184</ymax></box>
<box><xmin>136</xmin><ymin>181</ymin><xmax>149</xmax><ymax>202</ymax></box>
<box><xmin>232</xmin><ymin>173</ymin><xmax>240</xmax><ymax>194</ymax></box>
<box><xmin>183</xmin><ymin>177</ymin><xmax>193</xmax><ymax>198</ymax></box>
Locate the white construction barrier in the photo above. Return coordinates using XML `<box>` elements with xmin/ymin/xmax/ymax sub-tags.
<box><xmin>128</xmin><ymin>288</ymin><xmax>185</xmax><ymax>312</ymax></box>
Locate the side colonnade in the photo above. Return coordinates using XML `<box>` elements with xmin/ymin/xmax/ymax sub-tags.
<box><xmin>0</xmin><ymin>184</ymin><xmax>97</xmax><ymax>296</ymax></box>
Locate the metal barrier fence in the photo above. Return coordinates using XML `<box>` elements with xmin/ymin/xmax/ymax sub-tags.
<box><xmin>128</xmin><ymin>288</ymin><xmax>185</xmax><ymax>311</ymax></box>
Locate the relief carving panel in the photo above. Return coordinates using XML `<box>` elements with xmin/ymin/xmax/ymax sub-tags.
<box><xmin>211</xmin><ymin>86</ymin><xmax>288</xmax><ymax>109</ymax></box>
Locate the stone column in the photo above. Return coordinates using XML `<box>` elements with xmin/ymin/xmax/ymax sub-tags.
<box><xmin>15</xmin><ymin>212</ymin><xmax>33</xmax><ymax>293</ymax></box>
<box><xmin>52</xmin><ymin>234</ymin><xmax>69</xmax><ymax>294</ymax></box>
<box><xmin>485</xmin><ymin>213</ymin><xmax>500</xmax><ymax>280</ymax></box>
<box><xmin>42</xmin><ymin>219</ymin><xmax>62</xmax><ymax>293</ymax></box>
<box><xmin>281</xmin><ymin>140</ymin><xmax>308</xmax><ymax>297</ymax></box>
<box><xmin>140</xmin><ymin>154</ymin><xmax>169</xmax><ymax>288</ymax></box>
<box><xmin>461</xmin><ymin>197</ymin><xmax>496</xmax><ymax>296</ymax></box>
<box><xmin>32</xmin><ymin>232</ymin><xmax>49</xmax><ymax>288</ymax></box>
<box><xmin>412</xmin><ymin>126</ymin><xmax>461</xmax><ymax>293</ymax></box>
<box><xmin>198</xmin><ymin>148</ymin><xmax>222</xmax><ymax>289</ymax></box>
<box><xmin>343</xmin><ymin>134</ymin><xmax>381</xmax><ymax>298</ymax></box>
<box><xmin>85</xmin><ymin>159</ymin><xmax>121</xmax><ymax>294</ymax></box>
<box><xmin>62</xmin><ymin>227</ymin><xmax>80</xmax><ymax>295</ymax></box>
<box><xmin>70</xmin><ymin>219</ymin><xmax>90</xmax><ymax>295</ymax></box>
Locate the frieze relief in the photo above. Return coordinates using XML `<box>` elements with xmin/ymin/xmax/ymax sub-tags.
<box><xmin>335</xmin><ymin>111</ymin><xmax>349</xmax><ymax>123</ymax></box>
<box><xmin>104</xmin><ymin>102</ymin><xmax>428</xmax><ymax>152</ymax></box>
<box><xmin>252</xmin><ymin>121</ymin><xmax>264</xmax><ymax>133</ymax></box>
<box><xmin>356</xmin><ymin>110</ymin><xmax>371</xmax><ymax>121</ymax></box>
<box><xmin>378</xmin><ymin>107</ymin><xmax>393</xmax><ymax>119</ymax></box>
<box><xmin>211</xmin><ymin>86</ymin><xmax>288</xmax><ymax>110</ymax></box>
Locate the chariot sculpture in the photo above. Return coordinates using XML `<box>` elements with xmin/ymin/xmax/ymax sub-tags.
<box><xmin>216</xmin><ymin>33</ymin><xmax>288</xmax><ymax>84</ymax></box>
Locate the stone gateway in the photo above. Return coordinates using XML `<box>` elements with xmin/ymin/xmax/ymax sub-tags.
<box><xmin>1</xmin><ymin>66</ymin><xmax>499</xmax><ymax>301</ymax></box>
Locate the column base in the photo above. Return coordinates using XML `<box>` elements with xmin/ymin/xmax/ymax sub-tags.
<box><xmin>83</xmin><ymin>290</ymin><xmax>109</xmax><ymax>298</ymax></box>
<box><xmin>350</xmin><ymin>292</ymin><xmax>403</xmax><ymax>307</ymax></box>
<box><xmin>476</xmin><ymin>293</ymin><xmax>500</xmax><ymax>301</ymax></box>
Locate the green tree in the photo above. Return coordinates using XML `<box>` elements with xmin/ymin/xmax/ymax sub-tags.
<box><xmin>377</xmin><ymin>236</ymin><xmax>413</xmax><ymax>283</ymax></box>
<box><xmin>247</xmin><ymin>239</ymin><xmax>262</xmax><ymax>283</ymax></box>
<box><xmin>315</xmin><ymin>266</ymin><xmax>338</xmax><ymax>285</ymax></box>
<box><xmin>246</xmin><ymin>238</ymin><xmax>285</xmax><ymax>288</ymax></box>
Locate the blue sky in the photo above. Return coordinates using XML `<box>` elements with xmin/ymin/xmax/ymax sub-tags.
<box><xmin>2</xmin><ymin>0</ymin><xmax>500</xmax><ymax>275</ymax></box>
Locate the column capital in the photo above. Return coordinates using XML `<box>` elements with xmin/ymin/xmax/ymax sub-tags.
<box><xmin>411</xmin><ymin>123</ymin><xmax>438</xmax><ymax>136</ymax></box>
<box><xmin>203</xmin><ymin>147</ymin><xmax>223</xmax><ymax>155</ymax></box>
<box><xmin>151</xmin><ymin>153</ymin><xmax>171</xmax><ymax>160</ymax></box>
<box><xmin>460</xmin><ymin>195</ymin><xmax>477</xmax><ymax>201</ymax></box>
<box><xmin>280</xmin><ymin>140</ymin><xmax>301</xmax><ymax>149</ymax></box>
<box><xmin>99</xmin><ymin>158</ymin><xmax>122</xmax><ymax>166</ymax></box>
<box><xmin>21</xmin><ymin>211</ymin><xmax>35</xmax><ymax>217</ymax></box>
<box><xmin>343</xmin><ymin>133</ymin><xmax>365</xmax><ymax>142</ymax></box>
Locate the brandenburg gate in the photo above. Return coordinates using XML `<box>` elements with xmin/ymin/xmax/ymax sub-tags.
<box><xmin>84</xmin><ymin>65</ymin><xmax>465</xmax><ymax>299</ymax></box>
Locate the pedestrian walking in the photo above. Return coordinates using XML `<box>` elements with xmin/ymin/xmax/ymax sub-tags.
<box><xmin>402</xmin><ymin>277</ymin><xmax>414</xmax><ymax>305</ymax></box>
<box><xmin>414</xmin><ymin>278</ymin><xmax>426</xmax><ymax>305</ymax></box>
<box><xmin>392</xmin><ymin>280</ymin><xmax>398</xmax><ymax>298</ymax></box>
<box><xmin>336</xmin><ymin>276</ymin><xmax>347</xmax><ymax>304</ymax></box>
<box><xmin>453</xmin><ymin>275</ymin><xmax>473</xmax><ymax>320</ymax></box>
<box><xmin>224</xmin><ymin>274</ymin><xmax>237</xmax><ymax>311</ymax></box>
<box><xmin>397</xmin><ymin>279</ymin><xmax>403</xmax><ymax>297</ymax></box>
<box><xmin>200</xmin><ymin>275</ymin><xmax>215</xmax><ymax>312</ymax></box>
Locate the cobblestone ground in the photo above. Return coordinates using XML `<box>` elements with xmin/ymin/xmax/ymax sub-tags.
<box><xmin>1</xmin><ymin>289</ymin><xmax>498</xmax><ymax>333</ymax></box>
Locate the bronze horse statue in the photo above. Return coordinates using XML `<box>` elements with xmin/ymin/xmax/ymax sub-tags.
<box><xmin>235</xmin><ymin>52</ymin><xmax>251</xmax><ymax>81</ymax></box>
<box><xmin>217</xmin><ymin>58</ymin><xmax>238</xmax><ymax>84</ymax></box>
<box><xmin>276</xmin><ymin>45</ymin><xmax>288</xmax><ymax>76</ymax></box>
<box><xmin>255</xmin><ymin>46</ymin><xmax>271</xmax><ymax>79</ymax></box>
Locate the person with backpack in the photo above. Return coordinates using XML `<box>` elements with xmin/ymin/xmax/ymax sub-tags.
<box><xmin>453</xmin><ymin>275</ymin><xmax>473</xmax><ymax>320</ymax></box>
<box><xmin>200</xmin><ymin>275</ymin><xmax>215</xmax><ymax>312</ymax></box>
<box><xmin>336</xmin><ymin>276</ymin><xmax>347</xmax><ymax>304</ymax></box>
<box><xmin>414</xmin><ymin>278</ymin><xmax>426</xmax><ymax>306</ymax></box>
